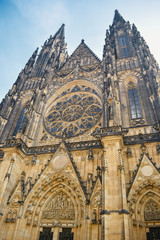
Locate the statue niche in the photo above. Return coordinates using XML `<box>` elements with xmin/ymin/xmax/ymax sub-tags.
<box><xmin>42</xmin><ymin>191</ymin><xmax>75</xmax><ymax>222</ymax></box>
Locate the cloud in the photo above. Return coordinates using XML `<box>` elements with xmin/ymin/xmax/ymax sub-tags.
<box><xmin>12</xmin><ymin>0</ymin><xmax>70</xmax><ymax>34</ymax></box>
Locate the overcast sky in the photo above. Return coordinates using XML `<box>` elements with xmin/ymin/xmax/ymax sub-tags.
<box><xmin>0</xmin><ymin>0</ymin><xmax>160</xmax><ymax>102</ymax></box>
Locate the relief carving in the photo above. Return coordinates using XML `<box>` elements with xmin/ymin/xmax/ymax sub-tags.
<box><xmin>42</xmin><ymin>191</ymin><xmax>75</xmax><ymax>220</ymax></box>
<box><xmin>144</xmin><ymin>200</ymin><xmax>160</xmax><ymax>221</ymax></box>
<box><xmin>10</xmin><ymin>193</ymin><xmax>21</xmax><ymax>207</ymax></box>
<box><xmin>91</xmin><ymin>192</ymin><xmax>102</xmax><ymax>208</ymax></box>
<box><xmin>6</xmin><ymin>209</ymin><xmax>17</xmax><ymax>223</ymax></box>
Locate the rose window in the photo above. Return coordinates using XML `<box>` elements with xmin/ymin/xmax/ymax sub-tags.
<box><xmin>44</xmin><ymin>88</ymin><xmax>102</xmax><ymax>138</ymax></box>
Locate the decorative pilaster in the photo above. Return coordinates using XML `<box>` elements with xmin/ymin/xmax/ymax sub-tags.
<box><xmin>100</xmin><ymin>127</ymin><xmax>129</xmax><ymax>240</ymax></box>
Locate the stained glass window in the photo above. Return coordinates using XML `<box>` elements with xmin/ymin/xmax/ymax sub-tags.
<box><xmin>119</xmin><ymin>35</ymin><xmax>127</xmax><ymax>46</ymax></box>
<box><xmin>122</xmin><ymin>47</ymin><xmax>129</xmax><ymax>58</ymax></box>
<box><xmin>44</xmin><ymin>87</ymin><xmax>102</xmax><ymax>138</ymax></box>
<box><xmin>13</xmin><ymin>107</ymin><xmax>27</xmax><ymax>136</ymax></box>
<box><xmin>119</xmin><ymin>35</ymin><xmax>129</xmax><ymax>58</ymax></box>
<box><xmin>128</xmin><ymin>82</ymin><xmax>142</xmax><ymax>119</ymax></box>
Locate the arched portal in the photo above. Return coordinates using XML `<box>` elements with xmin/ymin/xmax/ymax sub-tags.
<box><xmin>39</xmin><ymin>190</ymin><xmax>76</xmax><ymax>240</ymax></box>
<box><xmin>23</xmin><ymin>172</ymin><xmax>85</xmax><ymax>240</ymax></box>
<box><xmin>144</xmin><ymin>199</ymin><xmax>160</xmax><ymax>240</ymax></box>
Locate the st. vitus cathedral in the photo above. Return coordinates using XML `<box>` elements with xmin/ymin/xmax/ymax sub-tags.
<box><xmin>0</xmin><ymin>10</ymin><xmax>160</xmax><ymax>240</ymax></box>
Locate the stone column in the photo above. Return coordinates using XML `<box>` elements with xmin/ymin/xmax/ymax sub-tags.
<box><xmin>101</xmin><ymin>134</ymin><xmax>130</xmax><ymax>240</ymax></box>
<box><xmin>52</xmin><ymin>227</ymin><xmax>59</xmax><ymax>240</ymax></box>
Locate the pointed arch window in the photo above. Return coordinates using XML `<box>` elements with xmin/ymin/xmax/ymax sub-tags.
<box><xmin>119</xmin><ymin>35</ymin><xmax>129</xmax><ymax>58</ymax></box>
<box><xmin>120</xmin><ymin>35</ymin><xmax>127</xmax><ymax>46</ymax></box>
<box><xmin>128</xmin><ymin>82</ymin><xmax>142</xmax><ymax>119</ymax></box>
<box><xmin>13</xmin><ymin>107</ymin><xmax>27</xmax><ymax>136</ymax></box>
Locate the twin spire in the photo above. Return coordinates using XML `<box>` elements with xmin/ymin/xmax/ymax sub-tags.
<box><xmin>24</xmin><ymin>10</ymin><xmax>126</xmax><ymax>73</ymax></box>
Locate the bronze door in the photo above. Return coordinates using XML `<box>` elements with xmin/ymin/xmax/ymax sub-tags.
<box><xmin>147</xmin><ymin>227</ymin><xmax>160</xmax><ymax>240</ymax></box>
<box><xmin>59</xmin><ymin>228</ymin><xmax>74</xmax><ymax>240</ymax></box>
<box><xmin>39</xmin><ymin>228</ymin><xmax>53</xmax><ymax>240</ymax></box>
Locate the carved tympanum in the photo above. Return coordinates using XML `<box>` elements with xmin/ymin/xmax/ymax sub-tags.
<box><xmin>42</xmin><ymin>191</ymin><xmax>75</xmax><ymax>220</ymax></box>
<box><xmin>144</xmin><ymin>200</ymin><xmax>160</xmax><ymax>221</ymax></box>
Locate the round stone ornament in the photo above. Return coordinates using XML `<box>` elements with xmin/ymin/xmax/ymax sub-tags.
<box><xmin>141</xmin><ymin>165</ymin><xmax>153</xmax><ymax>177</ymax></box>
<box><xmin>52</xmin><ymin>155</ymin><xmax>68</xmax><ymax>170</ymax></box>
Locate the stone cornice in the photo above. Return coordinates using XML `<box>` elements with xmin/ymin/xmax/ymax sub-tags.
<box><xmin>0</xmin><ymin>138</ymin><xmax>102</xmax><ymax>155</ymax></box>
<box><xmin>124</xmin><ymin>133</ymin><xmax>160</xmax><ymax>145</ymax></box>
<box><xmin>0</xmin><ymin>132</ymin><xmax>159</xmax><ymax>156</ymax></box>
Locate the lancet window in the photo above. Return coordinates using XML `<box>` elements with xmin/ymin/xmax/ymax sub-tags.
<box><xmin>119</xmin><ymin>35</ymin><xmax>129</xmax><ymax>58</ymax></box>
<box><xmin>128</xmin><ymin>82</ymin><xmax>142</xmax><ymax>119</ymax></box>
<box><xmin>13</xmin><ymin>107</ymin><xmax>27</xmax><ymax>136</ymax></box>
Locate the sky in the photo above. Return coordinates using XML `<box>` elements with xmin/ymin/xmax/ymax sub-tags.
<box><xmin>0</xmin><ymin>0</ymin><xmax>160</xmax><ymax>102</ymax></box>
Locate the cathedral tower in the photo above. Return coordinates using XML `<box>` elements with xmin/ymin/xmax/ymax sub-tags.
<box><xmin>0</xmin><ymin>10</ymin><xmax>160</xmax><ymax>240</ymax></box>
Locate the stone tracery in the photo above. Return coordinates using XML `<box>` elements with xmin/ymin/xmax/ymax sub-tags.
<box><xmin>44</xmin><ymin>85</ymin><xmax>102</xmax><ymax>138</ymax></box>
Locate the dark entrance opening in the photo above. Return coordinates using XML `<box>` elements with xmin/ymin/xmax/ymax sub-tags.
<box><xmin>39</xmin><ymin>227</ymin><xmax>53</xmax><ymax>240</ymax></box>
<box><xmin>59</xmin><ymin>228</ymin><xmax>74</xmax><ymax>240</ymax></box>
<box><xmin>147</xmin><ymin>227</ymin><xmax>160</xmax><ymax>240</ymax></box>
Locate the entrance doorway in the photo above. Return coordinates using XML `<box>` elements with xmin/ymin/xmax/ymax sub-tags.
<box><xmin>59</xmin><ymin>228</ymin><xmax>74</xmax><ymax>240</ymax></box>
<box><xmin>39</xmin><ymin>227</ymin><xmax>53</xmax><ymax>240</ymax></box>
<box><xmin>147</xmin><ymin>227</ymin><xmax>160</xmax><ymax>240</ymax></box>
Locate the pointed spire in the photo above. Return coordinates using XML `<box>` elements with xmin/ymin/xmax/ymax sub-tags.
<box><xmin>39</xmin><ymin>24</ymin><xmax>67</xmax><ymax>70</ymax></box>
<box><xmin>56</xmin><ymin>23</ymin><xmax>65</xmax><ymax>39</ymax></box>
<box><xmin>112</xmin><ymin>9</ymin><xmax>125</xmax><ymax>26</ymax></box>
<box><xmin>46</xmin><ymin>24</ymin><xmax>65</xmax><ymax>48</ymax></box>
<box><xmin>24</xmin><ymin>48</ymin><xmax>39</xmax><ymax>75</ymax></box>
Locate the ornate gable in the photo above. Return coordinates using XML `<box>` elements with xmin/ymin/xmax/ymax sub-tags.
<box><xmin>90</xmin><ymin>177</ymin><xmax>102</xmax><ymax>206</ymax></box>
<box><xmin>128</xmin><ymin>153</ymin><xmax>160</xmax><ymax>218</ymax></box>
<box><xmin>59</xmin><ymin>40</ymin><xmax>101</xmax><ymax>73</ymax></box>
<box><xmin>128</xmin><ymin>153</ymin><xmax>160</xmax><ymax>199</ymax></box>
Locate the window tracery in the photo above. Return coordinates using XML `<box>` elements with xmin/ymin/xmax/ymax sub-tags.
<box><xmin>13</xmin><ymin>107</ymin><xmax>27</xmax><ymax>136</ymax></box>
<box><xmin>44</xmin><ymin>85</ymin><xmax>102</xmax><ymax>138</ymax></box>
<box><xmin>119</xmin><ymin>35</ymin><xmax>129</xmax><ymax>58</ymax></box>
<box><xmin>128</xmin><ymin>81</ymin><xmax>142</xmax><ymax>119</ymax></box>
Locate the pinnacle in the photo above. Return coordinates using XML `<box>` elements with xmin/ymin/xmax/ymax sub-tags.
<box><xmin>33</xmin><ymin>47</ymin><xmax>39</xmax><ymax>57</ymax></box>
<box><xmin>53</xmin><ymin>23</ymin><xmax>65</xmax><ymax>40</ymax></box>
<box><xmin>112</xmin><ymin>9</ymin><xmax>125</xmax><ymax>25</ymax></box>
<box><xmin>24</xmin><ymin>47</ymin><xmax>39</xmax><ymax>74</ymax></box>
<box><xmin>43</xmin><ymin>24</ymin><xmax>65</xmax><ymax>48</ymax></box>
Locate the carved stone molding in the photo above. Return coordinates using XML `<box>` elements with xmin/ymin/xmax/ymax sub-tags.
<box><xmin>5</xmin><ymin>209</ymin><xmax>17</xmax><ymax>223</ymax></box>
<box><xmin>42</xmin><ymin>191</ymin><xmax>75</xmax><ymax>220</ymax></box>
<box><xmin>144</xmin><ymin>200</ymin><xmax>160</xmax><ymax>221</ymax></box>
<box><xmin>124</xmin><ymin>133</ymin><xmax>160</xmax><ymax>145</ymax></box>
<box><xmin>1</xmin><ymin>138</ymin><xmax>102</xmax><ymax>155</ymax></box>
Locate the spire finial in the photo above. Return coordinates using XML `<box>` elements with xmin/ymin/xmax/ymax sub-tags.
<box><xmin>112</xmin><ymin>9</ymin><xmax>125</xmax><ymax>25</ymax></box>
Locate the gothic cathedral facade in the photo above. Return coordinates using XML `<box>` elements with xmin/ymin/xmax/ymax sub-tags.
<box><xmin>0</xmin><ymin>10</ymin><xmax>160</xmax><ymax>240</ymax></box>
